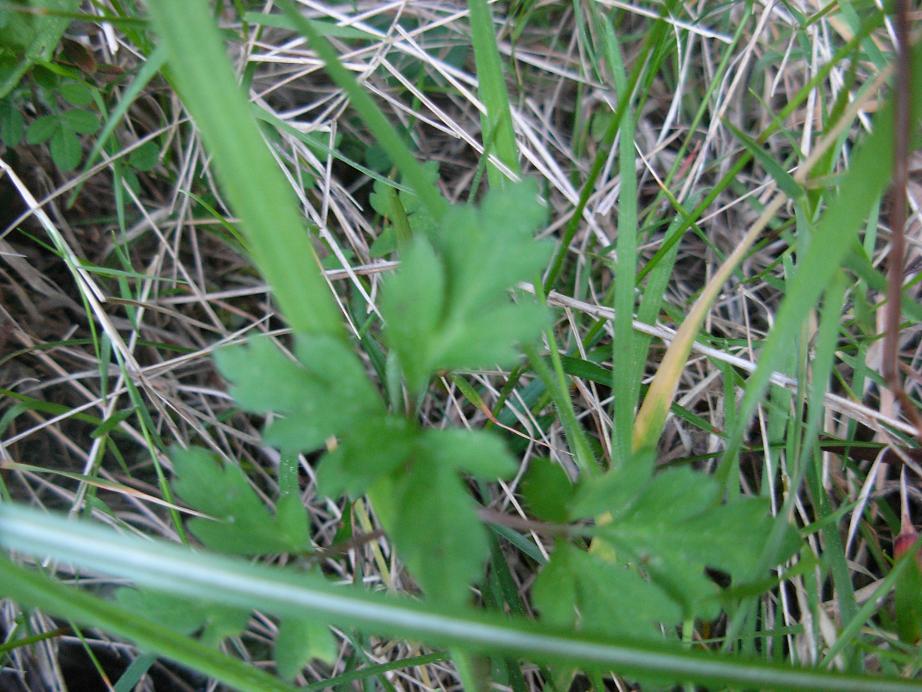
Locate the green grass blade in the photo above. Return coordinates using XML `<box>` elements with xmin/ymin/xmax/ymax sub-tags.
<box><xmin>725</xmin><ymin>119</ymin><xmax>802</xmax><ymax>200</ymax></box>
<box><xmin>718</xmin><ymin>40</ymin><xmax>922</xmax><ymax>479</ymax></box>
<box><xmin>523</xmin><ymin>339</ymin><xmax>599</xmax><ymax>475</ymax></box>
<box><xmin>635</xmin><ymin>11</ymin><xmax>883</xmax><ymax>287</ymax></box>
<box><xmin>0</xmin><ymin>555</ymin><xmax>294</xmax><ymax>691</ymax></box>
<box><xmin>242</xmin><ymin>11</ymin><xmax>374</xmax><ymax>39</ymax></box>
<box><xmin>819</xmin><ymin>536</ymin><xmax>922</xmax><ymax>668</ymax></box>
<box><xmin>596</xmin><ymin>14</ymin><xmax>640</xmax><ymax>464</ymax></box>
<box><xmin>113</xmin><ymin>653</ymin><xmax>157</xmax><ymax>692</ymax></box>
<box><xmin>0</xmin><ymin>503</ymin><xmax>917</xmax><ymax>691</ymax></box>
<box><xmin>304</xmin><ymin>652</ymin><xmax>447</xmax><ymax>690</ymax></box>
<box><xmin>146</xmin><ymin>0</ymin><xmax>343</xmax><ymax>338</ymax></box>
<box><xmin>276</xmin><ymin>0</ymin><xmax>448</xmax><ymax>221</ymax></box>
<box><xmin>543</xmin><ymin>2</ymin><xmax>676</xmax><ymax>292</ymax></box>
<box><xmin>468</xmin><ymin>0</ymin><xmax>520</xmax><ymax>186</ymax></box>
<box><xmin>722</xmin><ymin>272</ymin><xmax>852</xmax><ymax>649</ymax></box>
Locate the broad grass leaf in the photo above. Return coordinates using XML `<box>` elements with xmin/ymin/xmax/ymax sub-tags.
<box><xmin>171</xmin><ymin>446</ymin><xmax>309</xmax><ymax>556</ymax></box>
<box><xmin>894</xmin><ymin>532</ymin><xmax>922</xmax><ymax>644</ymax></box>
<box><xmin>895</xmin><ymin>564</ymin><xmax>922</xmax><ymax>644</ymax></box>
<box><xmin>244</xmin><ymin>11</ymin><xmax>374</xmax><ymax>39</ymax></box>
<box><xmin>149</xmin><ymin>0</ymin><xmax>346</xmax><ymax>338</ymax></box>
<box><xmin>2</xmin><ymin>502</ymin><xmax>910</xmax><ymax>690</ymax></box>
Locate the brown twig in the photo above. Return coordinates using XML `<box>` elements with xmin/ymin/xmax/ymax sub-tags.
<box><xmin>883</xmin><ymin>0</ymin><xmax>922</xmax><ymax>445</ymax></box>
<box><xmin>477</xmin><ymin>507</ymin><xmax>590</xmax><ymax>537</ymax></box>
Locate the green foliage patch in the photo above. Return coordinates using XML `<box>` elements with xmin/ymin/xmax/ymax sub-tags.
<box><xmin>1</xmin><ymin>0</ymin><xmax>917</xmax><ymax>689</ymax></box>
<box><xmin>215</xmin><ymin>180</ymin><xmax>546</xmax><ymax>607</ymax></box>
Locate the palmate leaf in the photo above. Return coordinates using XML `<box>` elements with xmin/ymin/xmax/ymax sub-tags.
<box><xmin>596</xmin><ymin>468</ymin><xmax>799</xmax><ymax>618</ymax></box>
<box><xmin>522</xmin><ymin>458</ymin><xmax>575</xmax><ymax>523</ymax></box>
<box><xmin>274</xmin><ymin>615</ymin><xmax>336</xmax><ymax>682</ymax></box>
<box><xmin>325</xmin><ymin>427</ymin><xmax>517</xmax><ymax>606</ymax></box>
<box><xmin>216</xmin><ymin>330</ymin><xmax>518</xmax><ymax>605</ymax></box>
<box><xmin>115</xmin><ymin>588</ymin><xmax>334</xmax><ymax>679</ymax></box>
<box><xmin>536</xmin><ymin>466</ymin><xmax>800</xmax><ymax>634</ymax></box>
<box><xmin>381</xmin><ymin>428</ymin><xmax>517</xmax><ymax>606</ymax></box>
<box><xmin>323</xmin><ymin>424</ymin><xmax>518</xmax><ymax>607</ymax></box>
<box><xmin>315</xmin><ymin>416</ymin><xmax>417</xmax><ymax>498</ymax></box>
<box><xmin>380</xmin><ymin>180</ymin><xmax>551</xmax><ymax>394</ymax></box>
<box><xmin>211</xmin><ymin>181</ymin><xmax>544</xmax><ymax>606</ymax></box>
<box><xmin>390</xmin><ymin>463</ymin><xmax>490</xmax><ymax>606</ymax></box>
<box><xmin>379</xmin><ymin>237</ymin><xmax>445</xmax><ymax>392</ymax></box>
<box><xmin>322</xmin><ymin>423</ymin><xmax>517</xmax><ymax>605</ymax></box>
<box><xmin>215</xmin><ymin>334</ymin><xmax>385</xmax><ymax>453</ymax></box>
<box><xmin>152</xmin><ymin>446</ymin><xmax>336</xmax><ymax>676</ymax></box>
<box><xmin>533</xmin><ymin>541</ymin><xmax>680</xmax><ymax>641</ymax></box>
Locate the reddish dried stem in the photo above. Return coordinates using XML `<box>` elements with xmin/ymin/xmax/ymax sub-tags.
<box><xmin>883</xmin><ymin>1</ymin><xmax>922</xmax><ymax>444</ymax></box>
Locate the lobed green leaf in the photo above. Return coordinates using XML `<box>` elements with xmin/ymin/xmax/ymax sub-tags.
<box><xmin>115</xmin><ymin>587</ymin><xmax>250</xmax><ymax>648</ymax></box>
<box><xmin>171</xmin><ymin>446</ymin><xmax>309</xmax><ymax>556</ymax></box>
<box><xmin>216</xmin><ymin>335</ymin><xmax>384</xmax><ymax>454</ymax></box>
<box><xmin>381</xmin><ymin>180</ymin><xmax>551</xmax><ymax>394</ymax></box>
<box><xmin>275</xmin><ymin>616</ymin><xmax>336</xmax><ymax>681</ymax></box>
<box><xmin>522</xmin><ymin>458</ymin><xmax>574</xmax><ymax>523</ymax></box>
<box><xmin>390</xmin><ymin>463</ymin><xmax>490</xmax><ymax>606</ymax></box>
<box><xmin>534</xmin><ymin>541</ymin><xmax>681</xmax><ymax>640</ymax></box>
